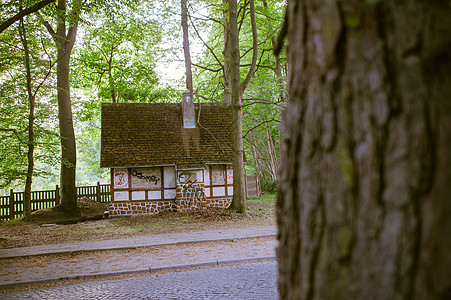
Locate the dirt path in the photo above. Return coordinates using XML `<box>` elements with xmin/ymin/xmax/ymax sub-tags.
<box><xmin>0</xmin><ymin>200</ymin><xmax>275</xmax><ymax>249</ymax></box>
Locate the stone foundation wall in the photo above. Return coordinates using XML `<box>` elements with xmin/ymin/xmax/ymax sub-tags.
<box><xmin>109</xmin><ymin>184</ymin><xmax>232</xmax><ymax>216</ymax></box>
<box><xmin>176</xmin><ymin>182</ymin><xmax>205</xmax><ymax>212</ymax></box>
<box><xmin>109</xmin><ymin>200</ymin><xmax>175</xmax><ymax>216</ymax></box>
<box><xmin>175</xmin><ymin>197</ymin><xmax>232</xmax><ymax>212</ymax></box>
<box><xmin>203</xmin><ymin>197</ymin><xmax>232</xmax><ymax>209</ymax></box>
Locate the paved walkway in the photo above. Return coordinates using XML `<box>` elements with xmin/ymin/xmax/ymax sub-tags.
<box><xmin>0</xmin><ymin>226</ymin><xmax>277</xmax><ymax>289</ymax></box>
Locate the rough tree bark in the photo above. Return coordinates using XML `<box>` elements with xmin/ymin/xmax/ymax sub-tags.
<box><xmin>277</xmin><ymin>1</ymin><xmax>451</xmax><ymax>299</ymax></box>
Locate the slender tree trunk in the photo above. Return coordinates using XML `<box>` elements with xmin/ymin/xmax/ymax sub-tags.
<box><xmin>277</xmin><ymin>1</ymin><xmax>451</xmax><ymax>299</ymax></box>
<box><xmin>181</xmin><ymin>0</ymin><xmax>193</xmax><ymax>93</ymax></box>
<box><xmin>250</xmin><ymin>136</ymin><xmax>263</xmax><ymax>183</ymax></box>
<box><xmin>222</xmin><ymin>0</ymin><xmax>232</xmax><ymax>104</ymax></box>
<box><xmin>54</xmin><ymin>0</ymin><xmax>79</xmax><ymax>216</ymax></box>
<box><xmin>18</xmin><ymin>13</ymin><xmax>34</xmax><ymax>220</ymax></box>
<box><xmin>108</xmin><ymin>51</ymin><xmax>116</xmax><ymax>103</ymax></box>
<box><xmin>266</xmin><ymin>129</ymin><xmax>278</xmax><ymax>181</ymax></box>
<box><xmin>57</xmin><ymin>48</ymin><xmax>78</xmax><ymax>215</ymax></box>
<box><xmin>228</xmin><ymin>0</ymin><xmax>245</xmax><ymax>213</ymax></box>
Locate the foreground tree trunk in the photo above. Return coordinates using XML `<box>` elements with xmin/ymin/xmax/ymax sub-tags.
<box><xmin>277</xmin><ymin>1</ymin><xmax>451</xmax><ymax>299</ymax></box>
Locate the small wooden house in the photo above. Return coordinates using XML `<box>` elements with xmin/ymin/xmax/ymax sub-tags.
<box><xmin>100</xmin><ymin>96</ymin><xmax>234</xmax><ymax>216</ymax></box>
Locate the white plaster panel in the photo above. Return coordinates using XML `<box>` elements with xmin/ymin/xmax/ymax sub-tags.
<box><xmin>213</xmin><ymin>187</ymin><xmax>226</xmax><ymax>197</ymax></box>
<box><xmin>113</xmin><ymin>169</ymin><xmax>129</xmax><ymax>189</ymax></box>
<box><xmin>148</xmin><ymin>190</ymin><xmax>161</xmax><ymax>200</ymax></box>
<box><xmin>205</xmin><ymin>188</ymin><xmax>210</xmax><ymax>198</ymax></box>
<box><xmin>164</xmin><ymin>189</ymin><xmax>177</xmax><ymax>199</ymax></box>
<box><xmin>132</xmin><ymin>191</ymin><xmax>146</xmax><ymax>201</ymax></box>
<box><xmin>227</xmin><ymin>186</ymin><xmax>233</xmax><ymax>195</ymax></box>
<box><xmin>114</xmin><ymin>191</ymin><xmax>129</xmax><ymax>201</ymax></box>
<box><xmin>164</xmin><ymin>167</ymin><xmax>176</xmax><ymax>188</ymax></box>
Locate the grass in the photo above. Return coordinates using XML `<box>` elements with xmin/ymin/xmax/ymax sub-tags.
<box><xmin>247</xmin><ymin>193</ymin><xmax>276</xmax><ymax>204</ymax></box>
<box><xmin>0</xmin><ymin>218</ymin><xmax>23</xmax><ymax>227</ymax></box>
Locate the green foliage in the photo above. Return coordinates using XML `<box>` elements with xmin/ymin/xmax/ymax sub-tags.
<box><xmin>191</xmin><ymin>0</ymin><xmax>285</xmax><ymax>181</ymax></box>
<box><xmin>261</xmin><ymin>177</ymin><xmax>277</xmax><ymax>194</ymax></box>
<box><xmin>0</xmin><ymin>12</ymin><xmax>60</xmax><ymax>191</ymax></box>
<box><xmin>71</xmin><ymin>7</ymin><xmax>167</xmax><ymax>103</ymax></box>
<box><xmin>68</xmin><ymin>2</ymin><xmax>181</xmax><ymax>184</ymax></box>
<box><xmin>0</xmin><ymin>0</ymin><xmax>285</xmax><ymax>193</ymax></box>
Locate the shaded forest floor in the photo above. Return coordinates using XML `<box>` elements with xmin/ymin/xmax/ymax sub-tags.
<box><xmin>0</xmin><ymin>195</ymin><xmax>276</xmax><ymax>249</ymax></box>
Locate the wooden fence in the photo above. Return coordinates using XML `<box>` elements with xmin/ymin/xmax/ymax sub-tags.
<box><xmin>245</xmin><ymin>174</ymin><xmax>261</xmax><ymax>199</ymax></box>
<box><xmin>0</xmin><ymin>183</ymin><xmax>110</xmax><ymax>221</ymax></box>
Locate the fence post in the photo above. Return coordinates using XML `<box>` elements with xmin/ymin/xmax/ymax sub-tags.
<box><xmin>96</xmin><ymin>182</ymin><xmax>101</xmax><ymax>202</ymax></box>
<box><xmin>9</xmin><ymin>189</ymin><xmax>14</xmax><ymax>220</ymax></box>
<box><xmin>55</xmin><ymin>185</ymin><xmax>60</xmax><ymax>206</ymax></box>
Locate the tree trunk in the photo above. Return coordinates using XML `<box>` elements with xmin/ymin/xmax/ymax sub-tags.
<box><xmin>222</xmin><ymin>0</ymin><xmax>232</xmax><ymax>104</ymax></box>
<box><xmin>266</xmin><ymin>129</ymin><xmax>278</xmax><ymax>181</ymax></box>
<box><xmin>55</xmin><ymin>0</ymin><xmax>79</xmax><ymax>216</ymax></box>
<box><xmin>57</xmin><ymin>46</ymin><xmax>78</xmax><ymax>215</ymax></box>
<box><xmin>18</xmin><ymin>13</ymin><xmax>34</xmax><ymax>220</ymax></box>
<box><xmin>181</xmin><ymin>0</ymin><xmax>193</xmax><ymax>93</ymax></box>
<box><xmin>108</xmin><ymin>51</ymin><xmax>116</xmax><ymax>103</ymax></box>
<box><xmin>228</xmin><ymin>0</ymin><xmax>245</xmax><ymax>213</ymax></box>
<box><xmin>277</xmin><ymin>1</ymin><xmax>451</xmax><ymax>299</ymax></box>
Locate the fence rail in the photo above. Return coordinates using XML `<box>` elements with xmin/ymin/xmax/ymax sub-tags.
<box><xmin>0</xmin><ymin>183</ymin><xmax>111</xmax><ymax>221</ymax></box>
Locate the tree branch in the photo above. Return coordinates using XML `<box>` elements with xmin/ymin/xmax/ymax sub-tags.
<box><xmin>188</xmin><ymin>10</ymin><xmax>223</xmax><ymax>69</ymax></box>
<box><xmin>192</xmin><ymin>63</ymin><xmax>222</xmax><ymax>73</ymax></box>
<box><xmin>243</xmin><ymin>117</ymin><xmax>279</xmax><ymax>139</ymax></box>
<box><xmin>0</xmin><ymin>0</ymin><xmax>56</xmax><ymax>34</ymax></box>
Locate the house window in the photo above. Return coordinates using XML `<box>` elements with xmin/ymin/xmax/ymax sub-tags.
<box><xmin>211</xmin><ymin>165</ymin><xmax>225</xmax><ymax>185</ymax></box>
<box><xmin>164</xmin><ymin>166</ymin><xmax>176</xmax><ymax>199</ymax></box>
<box><xmin>164</xmin><ymin>167</ymin><xmax>176</xmax><ymax>188</ymax></box>
<box><xmin>130</xmin><ymin>167</ymin><xmax>161</xmax><ymax>189</ymax></box>
<box><xmin>210</xmin><ymin>165</ymin><xmax>226</xmax><ymax>197</ymax></box>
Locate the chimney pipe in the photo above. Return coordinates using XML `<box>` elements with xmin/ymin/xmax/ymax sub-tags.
<box><xmin>182</xmin><ymin>92</ymin><xmax>195</xmax><ymax>128</ymax></box>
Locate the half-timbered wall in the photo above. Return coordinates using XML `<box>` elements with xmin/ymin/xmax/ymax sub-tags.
<box><xmin>109</xmin><ymin>164</ymin><xmax>232</xmax><ymax>216</ymax></box>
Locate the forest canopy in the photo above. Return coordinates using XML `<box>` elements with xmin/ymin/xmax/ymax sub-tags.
<box><xmin>0</xmin><ymin>0</ymin><xmax>286</xmax><ymax>195</ymax></box>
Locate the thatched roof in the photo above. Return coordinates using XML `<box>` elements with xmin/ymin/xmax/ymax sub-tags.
<box><xmin>100</xmin><ymin>103</ymin><xmax>233</xmax><ymax>169</ymax></box>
